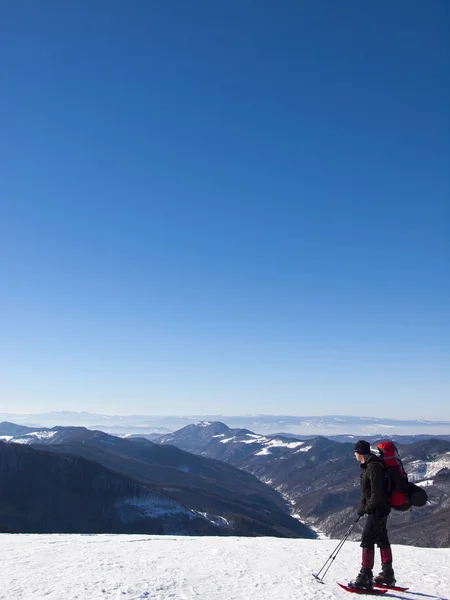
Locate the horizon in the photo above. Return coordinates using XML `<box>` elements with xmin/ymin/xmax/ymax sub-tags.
<box><xmin>1</xmin><ymin>409</ymin><xmax>450</xmax><ymax>423</ymax></box>
<box><xmin>2</xmin><ymin>410</ymin><xmax>449</xmax><ymax>437</ymax></box>
<box><xmin>1</xmin><ymin>2</ymin><xmax>449</xmax><ymax>420</ymax></box>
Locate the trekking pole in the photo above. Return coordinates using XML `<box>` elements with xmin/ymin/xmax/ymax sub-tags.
<box><xmin>313</xmin><ymin>516</ymin><xmax>361</xmax><ymax>583</ymax></box>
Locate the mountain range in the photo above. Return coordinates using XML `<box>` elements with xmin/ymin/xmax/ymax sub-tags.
<box><xmin>0</xmin><ymin>422</ymin><xmax>313</xmax><ymax>539</ymax></box>
<box><xmin>1</xmin><ymin>411</ymin><xmax>449</xmax><ymax>435</ymax></box>
<box><xmin>153</xmin><ymin>421</ymin><xmax>450</xmax><ymax>548</ymax></box>
<box><xmin>2</xmin><ymin>419</ymin><xmax>449</xmax><ymax>547</ymax></box>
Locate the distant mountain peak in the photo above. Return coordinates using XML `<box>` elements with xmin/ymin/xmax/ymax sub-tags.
<box><xmin>189</xmin><ymin>421</ymin><xmax>231</xmax><ymax>434</ymax></box>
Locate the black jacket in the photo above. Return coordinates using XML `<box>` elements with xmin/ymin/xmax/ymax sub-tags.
<box><xmin>359</xmin><ymin>454</ymin><xmax>391</xmax><ymax>515</ymax></box>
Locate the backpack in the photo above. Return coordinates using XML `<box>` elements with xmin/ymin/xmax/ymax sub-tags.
<box><xmin>377</xmin><ymin>441</ymin><xmax>428</xmax><ymax>511</ymax></box>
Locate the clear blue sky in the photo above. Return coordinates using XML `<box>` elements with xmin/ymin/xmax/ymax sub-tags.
<box><xmin>1</xmin><ymin>1</ymin><xmax>449</xmax><ymax>419</ymax></box>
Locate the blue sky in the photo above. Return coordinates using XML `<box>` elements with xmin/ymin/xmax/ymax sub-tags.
<box><xmin>1</xmin><ymin>1</ymin><xmax>449</xmax><ymax>419</ymax></box>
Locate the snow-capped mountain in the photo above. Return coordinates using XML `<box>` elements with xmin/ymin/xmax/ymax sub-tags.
<box><xmin>0</xmin><ymin>533</ymin><xmax>448</xmax><ymax>600</ymax></box>
<box><xmin>157</xmin><ymin>421</ymin><xmax>315</xmax><ymax>463</ymax></box>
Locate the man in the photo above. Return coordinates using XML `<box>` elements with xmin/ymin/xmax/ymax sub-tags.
<box><xmin>350</xmin><ymin>440</ymin><xmax>395</xmax><ymax>590</ymax></box>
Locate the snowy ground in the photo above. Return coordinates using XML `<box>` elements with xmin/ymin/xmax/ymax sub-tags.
<box><xmin>1</xmin><ymin>534</ymin><xmax>449</xmax><ymax>600</ymax></box>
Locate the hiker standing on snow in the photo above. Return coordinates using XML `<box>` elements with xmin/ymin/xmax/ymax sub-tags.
<box><xmin>350</xmin><ymin>440</ymin><xmax>395</xmax><ymax>590</ymax></box>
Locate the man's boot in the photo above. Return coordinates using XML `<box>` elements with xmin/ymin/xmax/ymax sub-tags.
<box><xmin>374</xmin><ymin>546</ymin><xmax>396</xmax><ymax>586</ymax></box>
<box><xmin>349</xmin><ymin>548</ymin><xmax>374</xmax><ymax>590</ymax></box>
<box><xmin>349</xmin><ymin>567</ymin><xmax>374</xmax><ymax>590</ymax></box>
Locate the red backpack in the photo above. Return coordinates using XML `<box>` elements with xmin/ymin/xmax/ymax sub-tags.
<box><xmin>377</xmin><ymin>441</ymin><xmax>411</xmax><ymax>511</ymax></box>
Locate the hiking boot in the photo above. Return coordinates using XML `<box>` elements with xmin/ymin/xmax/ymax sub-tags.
<box><xmin>374</xmin><ymin>565</ymin><xmax>396</xmax><ymax>587</ymax></box>
<box><xmin>349</xmin><ymin>567</ymin><xmax>374</xmax><ymax>590</ymax></box>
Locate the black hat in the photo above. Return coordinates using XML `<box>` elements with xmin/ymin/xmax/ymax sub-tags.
<box><xmin>354</xmin><ymin>440</ymin><xmax>371</xmax><ymax>454</ymax></box>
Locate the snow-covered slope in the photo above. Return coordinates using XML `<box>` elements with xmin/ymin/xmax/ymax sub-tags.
<box><xmin>1</xmin><ymin>534</ymin><xmax>448</xmax><ymax>600</ymax></box>
<box><xmin>407</xmin><ymin>452</ymin><xmax>450</xmax><ymax>481</ymax></box>
<box><xmin>0</xmin><ymin>430</ymin><xmax>58</xmax><ymax>444</ymax></box>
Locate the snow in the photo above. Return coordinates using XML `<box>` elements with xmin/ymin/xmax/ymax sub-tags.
<box><xmin>10</xmin><ymin>437</ymin><xmax>36</xmax><ymax>445</ymax></box>
<box><xmin>194</xmin><ymin>513</ymin><xmax>233</xmax><ymax>529</ymax></box>
<box><xmin>240</xmin><ymin>434</ymin><xmax>267</xmax><ymax>444</ymax></box>
<box><xmin>7</xmin><ymin>430</ymin><xmax>58</xmax><ymax>444</ymax></box>
<box><xmin>27</xmin><ymin>430</ymin><xmax>58</xmax><ymax>438</ymax></box>
<box><xmin>0</xmin><ymin>534</ymin><xmax>448</xmax><ymax>600</ymax></box>
<box><xmin>255</xmin><ymin>447</ymin><xmax>271</xmax><ymax>455</ymax></box>
<box><xmin>250</xmin><ymin>438</ymin><xmax>310</xmax><ymax>455</ymax></box>
<box><xmin>407</xmin><ymin>453</ymin><xmax>450</xmax><ymax>481</ymax></box>
<box><xmin>214</xmin><ymin>433</ymin><xmax>311</xmax><ymax>453</ymax></box>
<box><xmin>270</xmin><ymin>439</ymin><xmax>306</xmax><ymax>449</ymax></box>
<box><xmin>295</xmin><ymin>444</ymin><xmax>313</xmax><ymax>453</ymax></box>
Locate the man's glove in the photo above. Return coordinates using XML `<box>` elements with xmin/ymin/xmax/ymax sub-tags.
<box><xmin>366</xmin><ymin>503</ymin><xmax>374</xmax><ymax>515</ymax></box>
<box><xmin>357</xmin><ymin>506</ymin><xmax>366</xmax><ymax>517</ymax></box>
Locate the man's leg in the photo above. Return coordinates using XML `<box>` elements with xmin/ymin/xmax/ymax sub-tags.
<box><xmin>361</xmin><ymin>513</ymin><xmax>377</xmax><ymax>551</ymax></box>
<box><xmin>373</xmin><ymin>513</ymin><xmax>395</xmax><ymax>586</ymax></box>
<box><xmin>349</xmin><ymin>515</ymin><xmax>375</xmax><ymax>589</ymax></box>
<box><xmin>361</xmin><ymin>514</ymin><xmax>375</xmax><ymax>571</ymax></box>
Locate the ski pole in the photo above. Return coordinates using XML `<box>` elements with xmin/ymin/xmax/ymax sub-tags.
<box><xmin>313</xmin><ymin>516</ymin><xmax>361</xmax><ymax>583</ymax></box>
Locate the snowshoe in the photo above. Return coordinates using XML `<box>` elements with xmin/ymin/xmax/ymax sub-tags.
<box><xmin>337</xmin><ymin>582</ymin><xmax>387</xmax><ymax>595</ymax></box>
